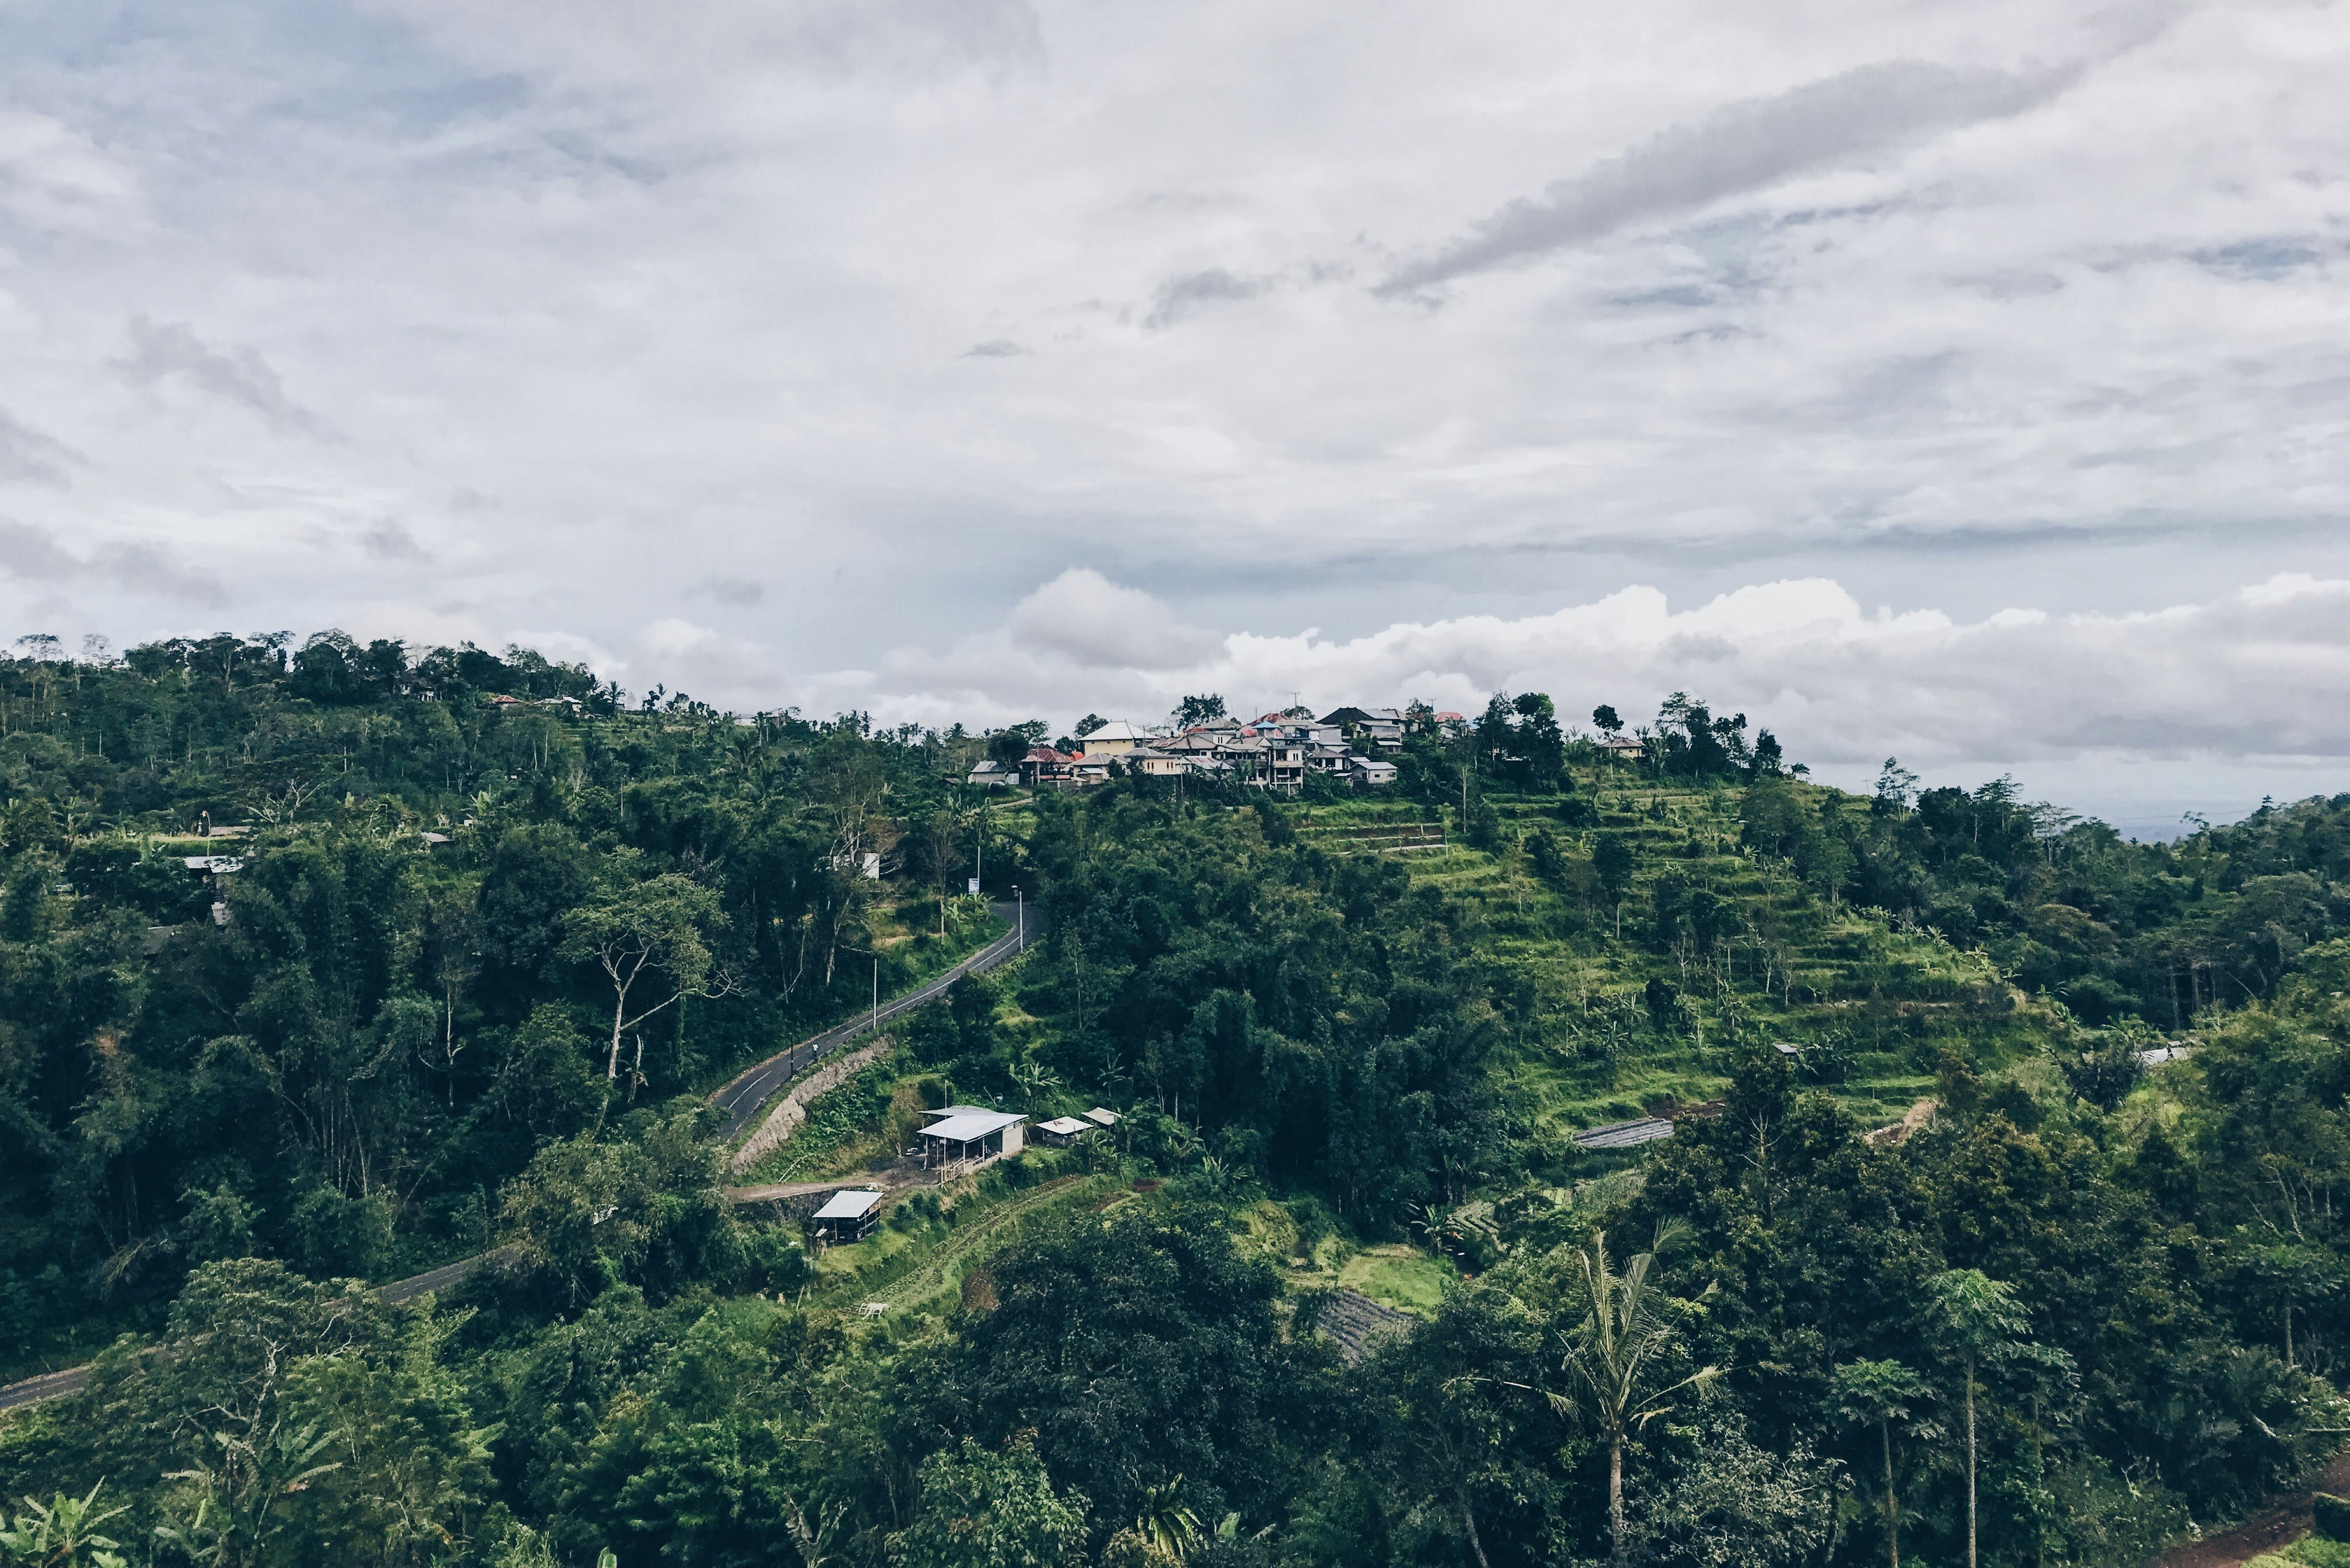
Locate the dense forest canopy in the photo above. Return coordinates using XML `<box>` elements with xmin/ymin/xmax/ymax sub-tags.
<box><xmin>5</xmin><ymin>632</ymin><xmax>2350</xmax><ymax>1568</ymax></box>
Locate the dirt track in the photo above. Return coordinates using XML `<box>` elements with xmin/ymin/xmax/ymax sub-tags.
<box><xmin>2153</xmin><ymin>1454</ymin><xmax>2350</xmax><ymax>1567</ymax></box>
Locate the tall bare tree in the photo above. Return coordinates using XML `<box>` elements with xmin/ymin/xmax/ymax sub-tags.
<box><xmin>559</xmin><ymin>868</ymin><xmax>731</xmax><ymax>1082</ymax></box>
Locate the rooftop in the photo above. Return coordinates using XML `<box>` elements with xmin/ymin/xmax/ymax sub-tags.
<box><xmin>920</xmin><ymin>1109</ymin><xmax>1026</xmax><ymax>1142</ymax></box>
<box><xmin>1570</xmin><ymin>1118</ymin><xmax>1675</xmax><ymax>1151</ymax></box>
<box><xmin>813</xmin><ymin>1189</ymin><xmax>884</xmax><ymax>1221</ymax></box>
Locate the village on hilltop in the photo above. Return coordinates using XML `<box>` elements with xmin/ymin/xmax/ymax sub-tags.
<box><xmin>961</xmin><ymin>702</ymin><xmax>1638</xmax><ymax>793</ymax></box>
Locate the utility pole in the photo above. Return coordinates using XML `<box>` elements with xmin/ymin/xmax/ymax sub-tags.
<box><xmin>873</xmin><ymin>957</ymin><xmax>879</xmax><ymax>1037</ymax></box>
<box><xmin>1016</xmin><ymin>887</ymin><xmax>1024</xmax><ymax>951</ymax></box>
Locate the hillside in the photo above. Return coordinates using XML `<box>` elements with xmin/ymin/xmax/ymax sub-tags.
<box><xmin>4</xmin><ymin>638</ymin><xmax>2350</xmax><ymax>1568</ymax></box>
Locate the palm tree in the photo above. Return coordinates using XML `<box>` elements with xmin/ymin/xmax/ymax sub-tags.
<box><xmin>1135</xmin><ymin>1474</ymin><xmax>1202</xmax><ymax>1559</ymax></box>
<box><xmin>1406</xmin><ymin>1200</ymin><xmax>1501</xmax><ymax>1269</ymax></box>
<box><xmin>1922</xmin><ymin>1269</ymin><xmax>2032</xmax><ymax>1568</ymax></box>
<box><xmin>1547</xmin><ymin>1227</ymin><xmax>1722</xmax><ymax>1563</ymax></box>
<box><xmin>1834</xmin><ymin>1358</ymin><xmax>1932</xmax><ymax>1568</ymax></box>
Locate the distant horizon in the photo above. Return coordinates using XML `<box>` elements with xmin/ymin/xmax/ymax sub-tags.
<box><xmin>2</xmin><ymin>2</ymin><xmax>2345</xmax><ymax>811</ymax></box>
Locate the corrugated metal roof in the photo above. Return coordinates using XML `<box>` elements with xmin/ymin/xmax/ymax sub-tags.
<box><xmin>1083</xmin><ymin>1107</ymin><xmax>1121</xmax><ymax>1126</ymax></box>
<box><xmin>1571</xmin><ymin>1118</ymin><xmax>1675</xmax><ymax>1150</ymax></box>
<box><xmin>920</xmin><ymin>1110</ymin><xmax>1025</xmax><ymax>1142</ymax></box>
<box><xmin>814</xmin><ymin>1189</ymin><xmax>884</xmax><ymax>1220</ymax></box>
<box><xmin>926</xmin><ymin>1105</ymin><xmax>994</xmax><ymax>1119</ymax></box>
<box><xmin>1038</xmin><ymin>1116</ymin><xmax>1092</xmax><ymax>1136</ymax></box>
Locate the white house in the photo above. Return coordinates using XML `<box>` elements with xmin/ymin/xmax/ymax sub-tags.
<box><xmin>1077</xmin><ymin>721</ymin><xmax>1153</xmax><ymax>758</ymax></box>
<box><xmin>917</xmin><ymin>1107</ymin><xmax>1027</xmax><ymax>1165</ymax></box>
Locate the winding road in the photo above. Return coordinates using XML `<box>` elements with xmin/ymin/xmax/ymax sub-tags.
<box><xmin>709</xmin><ymin>900</ymin><xmax>1030</xmax><ymax>1143</ymax></box>
<box><xmin>1</xmin><ymin>898</ymin><xmax>1037</xmax><ymax>1415</ymax></box>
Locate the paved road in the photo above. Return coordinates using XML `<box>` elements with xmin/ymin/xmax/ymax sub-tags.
<box><xmin>3</xmin><ymin>903</ymin><xmax>1042</xmax><ymax>1416</ymax></box>
<box><xmin>0</xmin><ymin>1249</ymin><xmax>508</xmax><ymax>1412</ymax></box>
<box><xmin>0</xmin><ymin>1365</ymin><xmax>90</xmax><ymax>1412</ymax></box>
<box><xmin>709</xmin><ymin>901</ymin><xmax>1032</xmax><ymax>1144</ymax></box>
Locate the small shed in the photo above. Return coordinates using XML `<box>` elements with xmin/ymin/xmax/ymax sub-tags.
<box><xmin>1082</xmin><ymin>1107</ymin><xmax>1120</xmax><ymax>1129</ymax></box>
<box><xmin>1570</xmin><ymin>1117</ymin><xmax>1674</xmax><ymax>1151</ymax></box>
<box><xmin>1036</xmin><ymin>1115</ymin><xmax>1093</xmax><ymax>1148</ymax></box>
<box><xmin>811</xmin><ymin>1188</ymin><xmax>884</xmax><ymax>1244</ymax></box>
<box><xmin>918</xmin><ymin>1108</ymin><xmax>1026</xmax><ymax>1165</ymax></box>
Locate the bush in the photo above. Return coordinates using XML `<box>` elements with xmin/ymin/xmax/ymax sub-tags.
<box><xmin>743</xmin><ymin>1225</ymin><xmax>810</xmax><ymax>1294</ymax></box>
<box><xmin>2313</xmin><ymin>1493</ymin><xmax>2350</xmax><ymax>1542</ymax></box>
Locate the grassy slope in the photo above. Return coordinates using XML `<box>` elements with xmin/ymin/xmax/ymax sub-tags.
<box><xmin>1304</xmin><ymin>771</ymin><xmax>2049</xmax><ymax>1146</ymax></box>
<box><xmin>733</xmin><ymin>773</ymin><xmax>2071</xmax><ymax>1336</ymax></box>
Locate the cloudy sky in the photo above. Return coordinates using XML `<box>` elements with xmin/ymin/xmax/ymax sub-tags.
<box><xmin>2</xmin><ymin>0</ymin><xmax>2347</xmax><ymax>829</ymax></box>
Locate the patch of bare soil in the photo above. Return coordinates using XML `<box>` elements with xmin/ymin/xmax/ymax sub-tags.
<box><xmin>2153</xmin><ymin>1454</ymin><xmax>2350</xmax><ymax>1568</ymax></box>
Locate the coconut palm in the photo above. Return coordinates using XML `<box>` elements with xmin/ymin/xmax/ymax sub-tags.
<box><xmin>1546</xmin><ymin>1227</ymin><xmax>1721</xmax><ymax>1563</ymax></box>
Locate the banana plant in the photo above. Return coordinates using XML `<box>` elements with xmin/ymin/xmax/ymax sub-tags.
<box><xmin>0</xmin><ymin>1480</ymin><xmax>130</xmax><ymax>1567</ymax></box>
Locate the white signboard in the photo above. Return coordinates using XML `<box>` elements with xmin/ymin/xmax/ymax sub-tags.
<box><xmin>967</xmin><ymin>877</ymin><xmax>981</xmax><ymax>895</ymax></box>
<box><xmin>861</xmin><ymin>852</ymin><xmax>881</xmax><ymax>880</ymax></box>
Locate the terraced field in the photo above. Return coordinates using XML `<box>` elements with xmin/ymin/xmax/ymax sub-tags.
<box><xmin>1306</xmin><ymin>775</ymin><xmax>2033</xmax><ymax>1143</ymax></box>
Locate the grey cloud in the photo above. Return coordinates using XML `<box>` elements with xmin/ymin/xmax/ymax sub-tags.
<box><xmin>0</xmin><ymin>408</ymin><xmax>79</xmax><ymax>488</ymax></box>
<box><xmin>962</xmin><ymin>340</ymin><xmax>1027</xmax><ymax>358</ymax></box>
<box><xmin>361</xmin><ymin>523</ymin><xmax>431</xmax><ymax>562</ymax></box>
<box><xmin>756</xmin><ymin>0</ymin><xmax>1045</xmax><ymax>80</ymax></box>
<box><xmin>1145</xmin><ymin>267</ymin><xmax>1275</xmax><ymax>329</ymax></box>
<box><xmin>698</xmin><ymin>577</ymin><xmax>765</xmax><ymax>606</ymax></box>
<box><xmin>0</xmin><ymin>517</ymin><xmax>223</xmax><ymax>603</ymax></box>
<box><xmin>1129</xmin><ymin>191</ymin><xmax>1247</xmax><ymax>214</ymax></box>
<box><xmin>0</xmin><ymin>518</ymin><xmax>80</xmax><ymax>579</ymax></box>
<box><xmin>2190</xmin><ymin>238</ymin><xmax>2329</xmax><ymax>280</ymax></box>
<box><xmin>115</xmin><ymin>317</ymin><xmax>323</xmax><ymax>436</ymax></box>
<box><xmin>1378</xmin><ymin>59</ymin><xmax>2077</xmax><ymax>296</ymax></box>
<box><xmin>93</xmin><ymin>542</ymin><xmax>227</xmax><ymax>605</ymax></box>
<box><xmin>1607</xmin><ymin>283</ymin><xmax>1721</xmax><ymax>311</ymax></box>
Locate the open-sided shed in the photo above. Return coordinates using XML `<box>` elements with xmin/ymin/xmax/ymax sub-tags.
<box><xmin>811</xmin><ymin>1188</ymin><xmax>884</xmax><ymax>1243</ymax></box>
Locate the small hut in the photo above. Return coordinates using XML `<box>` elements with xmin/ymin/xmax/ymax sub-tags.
<box><xmin>1036</xmin><ymin>1115</ymin><xmax>1093</xmax><ymax>1148</ymax></box>
<box><xmin>1082</xmin><ymin>1107</ymin><xmax>1120</xmax><ymax>1129</ymax></box>
<box><xmin>811</xmin><ymin>1189</ymin><xmax>884</xmax><ymax>1244</ymax></box>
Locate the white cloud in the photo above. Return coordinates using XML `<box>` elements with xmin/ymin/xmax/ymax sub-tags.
<box><xmin>834</xmin><ymin>571</ymin><xmax>2350</xmax><ymax>784</ymax></box>
<box><xmin>0</xmin><ymin>109</ymin><xmax>143</xmax><ymax>232</ymax></box>
<box><xmin>1004</xmin><ymin>568</ymin><xmax>1222</xmax><ymax>671</ymax></box>
<box><xmin>0</xmin><ymin>0</ymin><xmax>2339</xmax><ymax>809</ymax></box>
